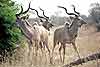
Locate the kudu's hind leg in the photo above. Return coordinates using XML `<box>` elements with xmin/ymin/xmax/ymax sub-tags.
<box><xmin>43</xmin><ymin>41</ymin><xmax>50</xmax><ymax>55</ymax></box>
<box><xmin>35</xmin><ymin>40</ymin><xmax>39</xmax><ymax>56</ymax></box>
<box><xmin>28</xmin><ymin>40</ymin><xmax>33</xmax><ymax>56</ymax></box>
<box><xmin>39</xmin><ymin>41</ymin><xmax>44</xmax><ymax>54</ymax></box>
<box><xmin>59</xmin><ymin>44</ymin><xmax>63</xmax><ymax>63</ymax></box>
<box><xmin>43</xmin><ymin>41</ymin><xmax>50</xmax><ymax>63</ymax></box>
<box><xmin>52</xmin><ymin>40</ymin><xmax>57</xmax><ymax>58</ymax></box>
<box><xmin>72</xmin><ymin>42</ymin><xmax>82</xmax><ymax>63</ymax></box>
<box><xmin>50</xmin><ymin>41</ymin><xmax>57</xmax><ymax>64</ymax></box>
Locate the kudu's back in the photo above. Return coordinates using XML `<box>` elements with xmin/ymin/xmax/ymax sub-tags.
<box><xmin>54</xmin><ymin>23</ymin><xmax>73</xmax><ymax>46</ymax></box>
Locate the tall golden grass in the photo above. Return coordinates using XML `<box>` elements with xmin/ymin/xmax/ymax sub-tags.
<box><xmin>0</xmin><ymin>25</ymin><xmax>100</xmax><ymax>67</ymax></box>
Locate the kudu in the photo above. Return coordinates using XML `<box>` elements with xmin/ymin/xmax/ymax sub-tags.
<box><xmin>16</xmin><ymin>3</ymin><xmax>41</xmax><ymax>55</ymax></box>
<box><xmin>29</xmin><ymin>7</ymin><xmax>54</xmax><ymax>55</ymax></box>
<box><xmin>39</xmin><ymin>7</ymin><xmax>54</xmax><ymax>31</ymax></box>
<box><xmin>52</xmin><ymin>5</ymin><xmax>87</xmax><ymax>63</ymax></box>
<box><xmin>16</xmin><ymin>3</ymin><xmax>54</xmax><ymax>56</ymax></box>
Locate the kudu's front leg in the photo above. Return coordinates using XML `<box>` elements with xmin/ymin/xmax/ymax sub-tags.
<box><xmin>62</xmin><ymin>43</ymin><xmax>66</xmax><ymax>63</ymax></box>
<box><xmin>72</xmin><ymin>42</ymin><xmax>82</xmax><ymax>65</ymax></box>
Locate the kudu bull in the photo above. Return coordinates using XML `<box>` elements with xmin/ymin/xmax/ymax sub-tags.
<box><xmin>16</xmin><ymin>3</ymin><xmax>41</xmax><ymax>55</ymax></box>
<box><xmin>16</xmin><ymin>3</ymin><xmax>53</xmax><ymax>56</ymax></box>
<box><xmin>52</xmin><ymin>5</ymin><xmax>87</xmax><ymax>63</ymax></box>
<box><xmin>29</xmin><ymin>8</ymin><xmax>53</xmax><ymax>55</ymax></box>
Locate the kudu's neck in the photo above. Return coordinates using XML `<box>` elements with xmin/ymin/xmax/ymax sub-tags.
<box><xmin>69</xmin><ymin>19</ymin><xmax>79</xmax><ymax>36</ymax></box>
<box><xmin>18</xmin><ymin>20</ymin><xmax>28</xmax><ymax>31</ymax></box>
<box><xmin>17</xmin><ymin>20</ymin><xmax>33</xmax><ymax>39</ymax></box>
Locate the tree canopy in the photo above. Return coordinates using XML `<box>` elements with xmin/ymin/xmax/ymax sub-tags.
<box><xmin>89</xmin><ymin>2</ymin><xmax>100</xmax><ymax>31</ymax></box>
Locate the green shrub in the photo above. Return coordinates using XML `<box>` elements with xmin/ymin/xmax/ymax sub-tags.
<box><xmin>0</xmin><ymin>0</ymin><xmax>23</xmax><ymax>62</ymax></box>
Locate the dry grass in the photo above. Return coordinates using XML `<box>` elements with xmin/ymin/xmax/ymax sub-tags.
<box><xmin>0</xmin><ymin>25</ymin><xmax>100</xmax><ymax>67</ymax></box>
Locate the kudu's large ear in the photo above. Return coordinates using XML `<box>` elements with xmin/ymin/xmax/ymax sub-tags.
<box><xmin>21</xmin><ymin>14</ymin><xmax>29</xmax><ymax>20</ymax></box>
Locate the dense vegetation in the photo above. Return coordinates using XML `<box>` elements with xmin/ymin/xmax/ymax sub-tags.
<box><xmin>0</xmin><ymin>0</ymin><xmax>22</xmax><ymax>62</ymax></box>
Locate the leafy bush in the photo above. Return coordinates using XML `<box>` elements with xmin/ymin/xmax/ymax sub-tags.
<box><xmin>0</xmin><ymin>0</ymin><xmax>23</xmax><ymax>62</ymax></box>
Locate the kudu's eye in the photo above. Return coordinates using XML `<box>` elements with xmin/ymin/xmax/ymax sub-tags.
<box><xmin>33</xmin><ymin>27</ymin><xmax>35</xmax><ymax>29</ymax></box>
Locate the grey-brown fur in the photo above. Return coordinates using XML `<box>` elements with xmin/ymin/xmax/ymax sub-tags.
<box><xmin>52</xmin><ymin>6</ymin><xmax>87</xmax><ymax>63</ymax></box>
<box><xmin>16</xmin><ymin>3</ymin><xmax>51</xmax><ymax>56</ymax></box>
<box><xmin>29</xmin><ymin>8</ymin><xmax>54</xmax><ymax>55</ymax></box>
